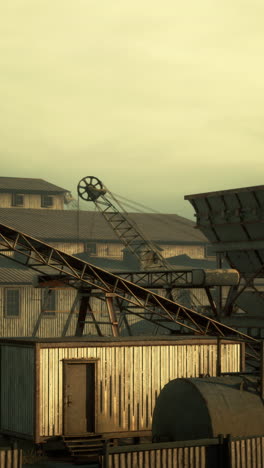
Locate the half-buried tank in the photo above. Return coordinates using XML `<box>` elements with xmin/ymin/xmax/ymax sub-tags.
<box><xmin>152</xmin><ymin>376</ymin><xmax>264</xmax><ymax>442</ymax></box>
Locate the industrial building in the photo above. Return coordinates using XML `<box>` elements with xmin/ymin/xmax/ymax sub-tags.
<box><xmin>0</xmin><ymin>336</ymin><xmax>242</xmax><ymax>443</ymax></box>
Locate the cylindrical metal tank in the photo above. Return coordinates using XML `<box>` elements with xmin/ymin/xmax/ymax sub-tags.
<box><xmin>152</xmin><ymin>376</ymin><xmax>264</xmax><ymax>441</ymax></box>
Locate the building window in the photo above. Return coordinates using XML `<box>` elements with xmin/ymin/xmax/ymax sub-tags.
<box><xmin>5</xmin><ymin>289</ymin><xmax>20</xmax><ymax>317</ymax></box>
<box><xmin>42</xmin><ymin>289</ymin><xmax>56</xmax><ymax>316</ymax></box>
<box><xmin>12</xmin><ymin>193</ymin><xmax>24</xmax><ymax>207</ymax></box>
<box><xmin>205</xmin><ymin>245</ymin><xmax>216</xmax><ymax>258</ymax></box>
<box><xmin>85</xmin><ymin>242</ymin><xmax>97</xmax><ymax>255</ymax></box>
<box><xmin>41</xmin><ymin>195</ymin><xmax>54</xmax><ymax>208</ymax></box>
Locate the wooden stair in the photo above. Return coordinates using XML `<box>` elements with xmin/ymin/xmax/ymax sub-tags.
<box><xmin>62</xmin><ymin>434</ymin><xmax>105</xmax><ymax>462</ymax></box>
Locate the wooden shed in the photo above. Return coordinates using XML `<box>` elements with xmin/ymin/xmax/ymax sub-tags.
<box><xmin>0</xmin><ymin>336</ymin><xmax>244</xmax><ymax>443</ymax></box>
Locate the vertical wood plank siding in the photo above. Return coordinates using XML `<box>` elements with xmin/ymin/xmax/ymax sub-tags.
<box><xmin>0</xmin><ymin>193</ymin><xmax>64</xmax><ymax>209</ymax></box>
<box><xmin>106</xmin><ymin>446</ymin><xmax>207</xmax><ymax>468</ymax></box>
<box><xmin>0</xmin><ymin>448</ymin><xmax>23</xmax><ymax>468</ymax></box>
<box><xmin>1</xmin><ymin>345</ymin><xmax>34</xmax><ymax>436</ymax></box>
<box><xmin>39</xmin><ymin>343</ymin><xmax>241</xmax><ymax>437</ymax></box>
<box><xmin>230</xmin><ymin>437</ymin><xmax>264</xmax><ymax>468</ymax></box>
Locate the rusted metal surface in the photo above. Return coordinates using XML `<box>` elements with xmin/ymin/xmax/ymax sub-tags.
<box><xmin>0</xmin><ymin>447</ymin><xmax>22</xmax><ymax>468</ymax></box>
<box><xmin>152</xmin><ymin>376</ymin><xmax>264</xmax><ymax>442</ymax></box>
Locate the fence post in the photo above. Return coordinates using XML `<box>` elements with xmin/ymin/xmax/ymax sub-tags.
<box><xmin>103</xmin><ymin>441</ymin><xmax>109</xmax><ymax>468</ymax></box>
<box><xmin>261</xmin><ymin>340</ymin><xmax>264</xmax><ymax>400</ymax></box>
<box><xmin>217</xmin><ymin>338</ymin><xmax>221</xmax><ymax>376</ymax></box>
<box><xmin>224</xmin><ymin>434</ymin><xmax>232</xmax><ymax>468</ymax></box>
<box><xmin>217</xmin><ymin>434</ymin><xmax>224</xmax><ymax>467</ymax></box>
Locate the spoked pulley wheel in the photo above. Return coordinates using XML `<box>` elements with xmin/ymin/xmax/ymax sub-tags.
<box><xmin>77</xmin><ymin>176</ymin><xmax>105</xmax><ymax>202</ymax></box>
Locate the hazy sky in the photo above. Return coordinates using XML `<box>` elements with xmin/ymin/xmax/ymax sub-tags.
<box><xmin>1</xmin><ymin>1</ymin><xmax>264</xmax><ymax>219</ymax></box>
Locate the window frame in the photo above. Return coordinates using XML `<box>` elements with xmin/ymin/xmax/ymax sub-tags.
<box><xmin>41</xmin><ymin>194</ymin><xmax>54</xmax><ymax>208</ymax></box>
<box><xmin>42</xmin><ymin>289</ymin><xmax>57</xmax><ymax>317</ymax></box>
<box><xmin>11</xmin><ymin>193</ymin><xmax>24</xmax><ymax>207</ymax></box>
<box><xmin>4</xmin><ymin>288</ymin><xmax>21</xmax><ymax>318</ymax></box>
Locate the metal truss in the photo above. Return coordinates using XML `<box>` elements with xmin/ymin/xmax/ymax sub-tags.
<box><xmin>78</xmin><ymin>176</ymin><xmax>168</xmax><ymax>269</ymax></box>
<box><xmin>0</xmin><ymin>222</ymin><xmax>258</xmax><ymax>344</ymax></box>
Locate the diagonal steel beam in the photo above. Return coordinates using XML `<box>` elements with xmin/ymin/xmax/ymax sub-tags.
<box><xmin>0</xmin><ymin>222</ymin><xmax>258</xmax><ymax>343</ymax></box>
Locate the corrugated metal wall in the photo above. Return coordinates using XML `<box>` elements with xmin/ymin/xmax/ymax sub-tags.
<box><xmin>96</xmin><ymin>243</ymin><xmax>123</xmax><ymax>259</ymax></box>
<box><xmin>1</xmin><ymin>345</ymin><xmax>34</xmax><ymax>436</ymax></box>
<box><xmin>0</xmin><ymin>287</ymin><xmax>79</xmax><ymax>337</ymax></box>
<box><xmin>161</xmin><ymin>245</ymin><xmax>205</xmax><ymax>259</ymax></box>
<box><xmin>39</xmin><ymin>342</ymin><xmax>241</xmax><ymax>437</ymax></box>
<box><xmin>49</xmin><ymin>242</ymin><xmax>85</xmax><ymax>255</ymax></box>
<box><xmin>0</xmin><ymin>286</ymin><xmax>155</xmax><ymax>337</ymax></box>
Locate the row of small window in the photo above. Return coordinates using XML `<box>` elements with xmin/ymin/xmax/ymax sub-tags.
<box><xmin>4</xmin><ymin>289</ymin><xmax>56</xmax><ymax>318</ymax></box>
<box><xmin>12</xmin><ymin>193</ymin><xmax>54</xmax><ymax>207</ymax></box>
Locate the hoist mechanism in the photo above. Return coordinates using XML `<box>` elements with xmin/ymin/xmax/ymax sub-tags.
<box><xmin>77</xmin><ymin>176</ymin><xmax>206</xmax><ymax>310</ymax></box>
<box><xmin>77</xmin><ymin>176</ymin><xmax>170</xmax><ymax>271</ymax></box>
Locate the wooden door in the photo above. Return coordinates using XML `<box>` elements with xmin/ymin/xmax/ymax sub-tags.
<box><xmin>63</xmin><ymin>361</ymin><xmax>96</xmax><ymax>435</ymax></box>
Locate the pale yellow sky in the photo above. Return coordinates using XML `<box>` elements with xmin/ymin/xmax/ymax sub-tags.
<box><xmin>1</xmin><ymin>1</ymin><xmax>264</xmax><ymax>218</ymax></box>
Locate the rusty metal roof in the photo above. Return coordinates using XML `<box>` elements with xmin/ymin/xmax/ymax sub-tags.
<box><xmin>0</xmin><ymin>209</ymin><xmax>208</xmax><ymax>243</ymax></box>
<box><xmin>0</xmin><ymin>177</ymin><xmax>68</xmax><ymax>193</ymax></box>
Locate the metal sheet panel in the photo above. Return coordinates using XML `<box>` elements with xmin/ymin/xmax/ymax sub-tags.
<box><xmin>185</xmin><ymin>186</ymin><xmax>264</xmax><ymax>275</ymax></box>
<box><xmin>39</xmin><ymin>342</ymin><xmax>241</xmax><ymax>437</ymax></box>
<box><xmin>0</xmin><ymin>287</ymin><xmax>79</xmax><ymax>338</ymax></box>
<box><xmin>1</xmin><ymin>345</ymin><xmax>34</xmax><ymax>436</ymax></box>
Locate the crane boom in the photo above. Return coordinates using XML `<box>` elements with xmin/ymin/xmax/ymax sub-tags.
<box><xmin>77</xmin><ymin>176</ymin><xmax>170</xmax><ymax>270</ymax></box>
<box><xmin>0</xmin><ymin>221</ymin><xmax>257</xmax><ymax>344</ymax></box>
<box><xmin>77</xmin><ymin>176</ymin><xmax>211</xmax><ymax>310</ymax></box>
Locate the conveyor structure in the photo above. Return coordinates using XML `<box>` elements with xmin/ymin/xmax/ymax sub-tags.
<box><xmin>185</xmin><ymin>185</ymin><xmax>264</xmax><ymax>337</ymax></box>
<box><xmin>0</xmin><ymin>221</ymin><xmax>257</xmax><ymax>344</ymax></box>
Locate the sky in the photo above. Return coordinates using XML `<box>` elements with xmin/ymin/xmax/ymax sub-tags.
<box><xmin>1</xmin><ymin>1</ymin><xmax>264</xmax><ymax>219</ymax></box>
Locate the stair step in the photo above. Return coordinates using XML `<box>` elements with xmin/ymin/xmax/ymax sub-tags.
<box><xmin>65</xmin><ymin>438</ymin><xmax>103</xmax><ymax>443</ymax></box>
<box><xmin>68</xmin><ymin>443</ymin><xmax>104</xmax><ymax>448</ymax></box>
<box><xmin>63</xmin><ymin>434</ymin><xmax>105</xmax><ymax>459</ymax></box>
<box><xmin>63</xmin><ymin>436</ymin><xmax>102</xmax><ymax>441</ymax></box>
<box><xmin>70</xmin><ymin>447</ymin><xmax>104</xmax><ymax>454</ymax></box>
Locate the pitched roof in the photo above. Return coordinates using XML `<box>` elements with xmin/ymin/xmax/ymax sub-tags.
<box><xmin>0</xmin><ymin>177</ymin><xmax>68</xmax><ymax>193</ymax></box>
<box><xmin>0</xmin><ymin>256</ymin><xmax>36</xmax><ymax>284</ymax></box>
<box><xmin>0</xmin><ymin>208</ymin><xmax>207</xmax><ymax>243</ymax></box>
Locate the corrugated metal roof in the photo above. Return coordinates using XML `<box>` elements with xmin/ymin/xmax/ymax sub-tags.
<box><xmin>0</xmin><ymin>208</ymin><xmax>208</xmax><ymax>243</ymax></box>
<box><xmin>185</xmin><ymin>184</ymin><xmax>264</xmax><ymax>199</ymax></box>
<box><xmin>0</xmin><ymin>256</ymin><xmax>52</xmax><ymax>284</ymax></box>
<box><xmin>0</xmin><ymin>335</ymin><xmax>237</xmax><ymax>344</ymax></box>
<box><xmin>0</xmin><ymin>265</ymin><xmax>36</xmax><ymax>284</ymax></box>
<box><xmin>0</xmin><ymin>177</ymin><xmax>68</xmax><ymax>193</ymax></box>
